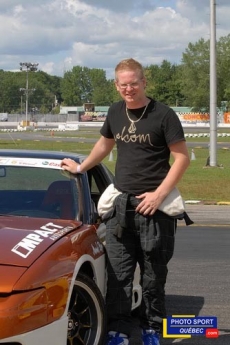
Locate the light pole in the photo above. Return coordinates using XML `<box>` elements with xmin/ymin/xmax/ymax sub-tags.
<box><xmin>19</xmin><ymin>87</ymin><xmax>36</xmax><ymax>118</ymax></box>
<box><xmin>19</xmin><ymin>62</ymin><xmax>39</xmax><ymax>125</ymax></box>
<box><xmin>209</xmin><ymin>0</ymin><xmax>217</xmax><ymax>166</ymax></box>
<box><xmin>20</xmin><ymin>94</ymin><xmax>23</xmax><ymax>115</ymax></box>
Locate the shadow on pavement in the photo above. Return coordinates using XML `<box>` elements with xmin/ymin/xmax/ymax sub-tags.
<box><xmin>166</xmin><ymin>294</ymin><xmax>204</xmax><ymax>315</ymax></box>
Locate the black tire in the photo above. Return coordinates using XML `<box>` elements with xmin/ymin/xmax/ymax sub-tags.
<box><xmin>67</xmin><ymin>273</ymin><xmax>106</xmax><ymax>345</ymax></box>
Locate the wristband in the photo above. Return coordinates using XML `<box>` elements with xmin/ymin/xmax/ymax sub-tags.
<box><xmin>76</xmin><ymin>164</ymin><xmax>82</xmax><ymax>174</ymax></box>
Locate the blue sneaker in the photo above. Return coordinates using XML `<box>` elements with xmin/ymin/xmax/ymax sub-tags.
<box><xmin>142</xmin><ymin>329</ymin><xmax>160</xmax><ymax>345</ymax></box>
<box><xmin>106</xmin><ymin>331</ymin><xmax>129</xmax><ymax>345</ymax></box>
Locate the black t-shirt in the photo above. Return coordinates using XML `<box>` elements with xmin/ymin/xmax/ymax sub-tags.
<box><xmin>100</xmin><ymin>98</ymin><xmax>185</xmax><ymax>195</ymax></box>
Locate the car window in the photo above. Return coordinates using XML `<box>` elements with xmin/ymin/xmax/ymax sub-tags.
<box><xmin>87</xmin><ymin>165</ymin><xmax>113</xmax><ymax>210</ymax></box>
<box><xmin>90</xmin><ymin>174</ymin><xmax>100</xmax><ymax>194</ymax></box>
<box><xmin>0</xmin><ymin>166</ymin><xmax>63</xmax><ymax>190</ymax></box>
<box><xmin>0</xmin><ymin>166</ymin><xmax>79</xmax><ymax>220</ymax></box>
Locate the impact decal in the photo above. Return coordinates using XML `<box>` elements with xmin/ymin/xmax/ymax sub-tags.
<box><xmin>11</xmin><ymin>222</ymin><xmax>74</xmax><ymax>258</ymax></box>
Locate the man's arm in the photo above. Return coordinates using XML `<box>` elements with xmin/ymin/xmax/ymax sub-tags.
<box><xmin>155</xmin><ymin>140</ymin><xmax>190</xmax><ymax>198</ymax></box>
<box><xmin>60</xmin><ymin>136</ymin><xmax>115</xmax><ymax>174</ymax></box>
<box><xmin>135</xmin><ymin>140</ymin><xmax>190</xmax><ymax>215</ymax></box>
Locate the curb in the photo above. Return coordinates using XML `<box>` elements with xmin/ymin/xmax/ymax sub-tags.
<box><xmin>185</xmin><ymin>200</ymin><xmax>230</xmax><ymax>205</ymax></box>
<box><xmin>185</xmin><ymin>200</ymin><xmax>201</xmax><ymax>204</ymax></box>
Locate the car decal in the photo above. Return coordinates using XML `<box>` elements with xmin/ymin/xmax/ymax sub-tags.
<box><xmin>91</xmin><ymin>241</ymin><xmax>104</xmax><ymax>255</ymax></box>
<box><xmin>0</xmin><ymin>157</ymin><xmax>63</xmax><ymax>169</ymax></box>
<box><xmin>11</xmin><ymin>222</ymin><xmax>75</xmax><ymax>258</ymax></box>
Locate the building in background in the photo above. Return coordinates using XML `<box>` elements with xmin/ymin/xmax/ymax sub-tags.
<box><xmin>60</xmin><ymin>103</ymin><xmax>107</xmax><ymax>122</ymax></box>
<box><xmin>59</xmin><ymin>105</ymin><xmax>226</xmax><ymax>125</ymax></box>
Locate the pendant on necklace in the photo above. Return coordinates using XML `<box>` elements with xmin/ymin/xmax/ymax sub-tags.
<box><xmin>128</xmin><ymin>121</ymin><xmax>136</xmax><ymax>134</ymax></box>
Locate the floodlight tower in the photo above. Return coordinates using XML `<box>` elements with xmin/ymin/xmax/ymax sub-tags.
<box><xmin>19</xmin><ymin>62</ymin><xmax>39</xmax><ymax>124</ymax></box>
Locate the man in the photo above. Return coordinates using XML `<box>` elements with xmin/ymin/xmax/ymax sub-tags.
<box><xmin>61</xmin><ymin>58</ymin><xmax>190</xmax><ymax>345</ymax></box>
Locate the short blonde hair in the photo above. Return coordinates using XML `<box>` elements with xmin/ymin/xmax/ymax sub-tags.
<box><xmin>115</xmin><ymin>58</ymin><xmax>144</xmax><ymax>80</ymax></box>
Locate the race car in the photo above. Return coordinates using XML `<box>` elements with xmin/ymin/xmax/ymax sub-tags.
<box><xmin>0</xmin><ymin>149</ymin><xmax>142</xmax><ymax>345</ymax></box>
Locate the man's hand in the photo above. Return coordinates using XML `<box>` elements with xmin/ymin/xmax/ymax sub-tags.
<box><xmin>135</xmin><ymin>192</ymin><xmax>163</xmax><ymax>216</ymax></box>
<box><xmin>60</xmin><ymin>158</ymin><xmax>79</xmax><ymax>174</ymax></box>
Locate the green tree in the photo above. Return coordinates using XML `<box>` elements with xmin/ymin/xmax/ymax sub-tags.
<box><xmin>61</xmin><ymin>66</ymin><xmax>93</xmax><ymax>106</ymax></box>
<box><xmin>180</xmin><ymin>38</ymin><xmax>210</xmax><ymax>110</ymax></box>
<box><xmin>35</xmin><ymin>71</ymin><xmax>62</xmax><ymax>107</ymax></box>
<box><xmin>61</xmin><ymin>66</ymin><xmax>115</xmax><ymax>106</ymax></box>
<box><xmin>0</xmin><ymin>72</ymin><xmax>24</xmax><ymax>113</ymax></box>
<box><xmin>145</xmin><ymin>61</ymin><xmax>183</xmax><ymax>106</ymax></box>
<box><xmin>217</xmin><ymin>34</ymin><xmax>230</xmax><ymax>109</ymax></box>
<box><xmin>90</xmin><ymin>68</ymin><xmax>113</xmax><ymax>105</ymax></box>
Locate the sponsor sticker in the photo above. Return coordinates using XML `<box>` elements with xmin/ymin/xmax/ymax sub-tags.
<box><xmin>0</xmin><ymin>157</ymin><xmax>62</xmax><ymax>169</ymax></box>
<box><xmin>11</xmin><ymin>222</ymin><xmax>74</xmax><ymax>258</ymax></box>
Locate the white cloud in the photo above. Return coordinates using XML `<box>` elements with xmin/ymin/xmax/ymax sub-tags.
<box><xmin>0</xmin><ymin>0</ymin><xmax>229</xmax><ymax>78</ymax></box>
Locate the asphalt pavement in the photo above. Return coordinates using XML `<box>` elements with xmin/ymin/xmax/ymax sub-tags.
<box><xmin>184</xmin><ymin>204</ymin><xmax>230</xmax><ymax>226</ymax></box>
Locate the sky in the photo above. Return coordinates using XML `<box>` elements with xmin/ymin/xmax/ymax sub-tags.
<box><xmin>0</xmin><ymin>0</ymin><xmax>230</xmax><ymax>79</ymax></box>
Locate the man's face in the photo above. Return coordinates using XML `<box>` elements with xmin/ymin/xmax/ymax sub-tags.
<box><xmin>115</xmin><ymin>70</ymin><xmax>146</xmax><ymax>105</ymax></box>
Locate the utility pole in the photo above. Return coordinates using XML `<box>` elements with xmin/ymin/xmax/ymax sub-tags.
<box><xmin>209</xmin><ymin>0</ymin><xmax>217</xmax><ymax>166</ymax></box>
<box><xmin>19</xmin><ymin>62</ymin><xmax>39</xmax><ymax>125</ymax></box>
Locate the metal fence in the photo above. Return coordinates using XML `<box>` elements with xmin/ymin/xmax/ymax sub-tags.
<box><xmin>7</xmin><ymin>113</ymin><xmax>79</xmax><ymax>123</ymax></box>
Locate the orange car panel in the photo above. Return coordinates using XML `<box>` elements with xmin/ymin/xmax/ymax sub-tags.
<box><xmin>0</xmin><ymin>266</ymin><xmax>27</xmax><ymax>293</ymax></box>
<box><xmin>0</xmin><ymin>220</ymin><xmax>105</xmax><ymax>339</ymax></box>
<box><xmin>0</xmin><ymin>217</ymin><xmax>82</xmax><ymax>266</ymax></box>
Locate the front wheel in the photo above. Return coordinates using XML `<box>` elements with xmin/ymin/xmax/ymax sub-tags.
<box><xmin>67</xmin><ymin>273</ymin><xmax>106</xmax><ymax>345</ymax></box>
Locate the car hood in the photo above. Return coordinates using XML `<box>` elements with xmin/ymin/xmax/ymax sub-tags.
<box><xmin>0</xmin><ymin>216</ymin><xmax>82</xmax><ymax>267</ymax></box>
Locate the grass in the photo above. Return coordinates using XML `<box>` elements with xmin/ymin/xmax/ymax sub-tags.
<box><xmin>1</xmin><ymin>129</ymin><xmax>230</xmax><ymax>202</ymax></box>
<box><xmin>177</xmin><ymin>148</ymin><xmax>230</xmax><ymax>203</ymax></box>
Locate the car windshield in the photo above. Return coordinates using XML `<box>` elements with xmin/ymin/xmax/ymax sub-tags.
<box><xmin>0</xmin><ymin>158</ymin><xmax>79</xmax><ymax>220</ymax></box>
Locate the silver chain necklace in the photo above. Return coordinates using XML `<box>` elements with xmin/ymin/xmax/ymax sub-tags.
<box><xmin>126</xmin><ymin>103</ymin><xmax>148</xmax><ymax>134</ymax></box>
